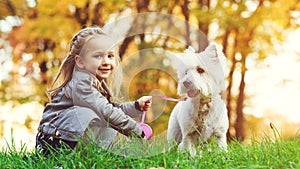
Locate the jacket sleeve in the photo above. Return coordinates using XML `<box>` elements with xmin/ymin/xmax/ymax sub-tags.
<box><xmin>113</xmin><ymin>102</ymin><xmax>143</xmax><ymax>118</ymax></box>
<box><xmin>72</xmin><ymin>74</ymin><xmax>142</xmax><ymax>136</ymax></box>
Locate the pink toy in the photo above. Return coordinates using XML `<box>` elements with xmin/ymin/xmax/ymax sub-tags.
<box><xmin>139</xmin><ymin>111</ymin><xmax>153</xmax><ymax>140</ymax></box>
<box><xmin>138</xmin><ymin>95</ymin><xmax>186</xmax><ymax>140</ymax></box>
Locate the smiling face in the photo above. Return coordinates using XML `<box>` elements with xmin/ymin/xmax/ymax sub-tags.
<box><xmin>75</xmin><ymin>34</ymin><xmax>116</xmax><ymax>81</ymax></box>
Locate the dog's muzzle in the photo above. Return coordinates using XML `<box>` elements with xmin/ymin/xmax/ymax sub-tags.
<box><xmin>183</xmin><ymin>80</ymin><xmax>192</xmax><ymax>88</ymax></box>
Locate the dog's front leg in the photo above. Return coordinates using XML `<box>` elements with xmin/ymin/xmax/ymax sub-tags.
<box><xmin>216</xmin><ymin>133</ymin><xmax>228</xmax><ymax>152</ymax></box>
<box><xmin>179</xmin><ymin>135</ymin><xmax>197</xmax><ymax>156</ymax></box>
<box><xmin>167</xmin><ymin>108</ymin><xmax>183</xmax><ymax>144</ymax></box>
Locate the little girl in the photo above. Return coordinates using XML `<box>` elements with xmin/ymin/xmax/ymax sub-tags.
<box><xmin>35</xmin><ymin>26</ymin><xmax>151</xmax><ymax>155</ymax></box>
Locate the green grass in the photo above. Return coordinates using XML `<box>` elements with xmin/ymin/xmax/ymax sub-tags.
<box><xmin>1</xmin><ymin>134</ymin><xmax>299</xmax><ymax>169</ymax></box>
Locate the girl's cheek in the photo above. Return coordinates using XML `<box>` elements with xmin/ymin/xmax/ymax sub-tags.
<box><xmin>96</xmin><ymin>58</ymin><xmax>103</xmax><ymax>66</ymax></box>
<box><xmin>110</xmin><ymin>59</ymin><xmax>117</xmax><ymax>67</ymax></box>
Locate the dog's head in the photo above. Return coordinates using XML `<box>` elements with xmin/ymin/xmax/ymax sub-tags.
<box><xmin>167</xmin><ymin>44</ymin><xmax>226</xmax><ymax>98</ymax></box>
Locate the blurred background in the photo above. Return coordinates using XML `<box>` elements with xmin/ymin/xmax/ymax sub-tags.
<box><xmin>0</xmin><ymin>0</ymin><xmax>299</xmax><ymax>151</ymax></box>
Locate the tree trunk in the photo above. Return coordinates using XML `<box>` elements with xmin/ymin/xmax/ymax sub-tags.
<box><xmin>118</xmin><ymin>0</ymin><xmax>150</xmax><ymax>58</ymax></box>
<box><xmin>196</xmin><ymin>0</ymin><xmax>210</xmax><ymax>51</ymax></box>
<box><xmin>180</xmin><ymin>0</ymin><xmax>191</xmax><ymax>47</ymax></box>
<box><xmin>235</xmin><ymin>52</ymin><xmax>246</xmax><ymax>141</ymax></box>
<box><xmin>197</xmin><ymin>0</ymin><xmax>210</xmax><ymax>35</ymax></box>
<box><xmin>234</xmin><ymin>29</ymin><xmax>254</xmax><ymax>141</ymax></box>
<box><xmin>92</xmin><ymin>2</ymin><xmax>104</xmax><ymax>26</ymax></box>
<box><xmin>225</xmin><ymin>29</ymin><xmax>237</xmax><ymax>141</ymax></box>
<box><xmin>74</xmin><ymin>2</ymin><xmax>91</xmax><ymax>27</ymax></box>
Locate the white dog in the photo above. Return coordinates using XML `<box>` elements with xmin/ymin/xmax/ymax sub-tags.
<box><xmin>166</xmin><ymin>44</ymin><xmax>229</xmax><ymax>156</ymax></box>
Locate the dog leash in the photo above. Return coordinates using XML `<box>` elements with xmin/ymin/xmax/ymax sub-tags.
<box><xmin>152</xmin><ymin>95</ymin><xmax>187</xmax><ymax>102</ymax></box>
<box><xmin>140</xmin><ymin>95</ymin><xmax>186</xmax><ymax>140</ymax></box>
<box><xmin>128</xmin><ymin>95</ymin><xmax>186</xmax><ymax>141</ymax></box>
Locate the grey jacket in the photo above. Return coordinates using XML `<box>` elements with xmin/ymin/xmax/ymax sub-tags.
<box><xmin>38</xmin><ymin>67</ymin><xmax>143</xmax><ymax>149</ymax></box>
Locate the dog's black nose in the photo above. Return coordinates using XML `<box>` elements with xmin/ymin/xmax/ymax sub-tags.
<box><xmin>183</xmin><ymin>80</ymin><xmax>191</xmax><ymax>88</ymax></box>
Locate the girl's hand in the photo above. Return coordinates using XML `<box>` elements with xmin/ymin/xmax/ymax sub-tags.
<box><xmin>137</xmin><ymin>96</ymin><xmax>152</xmax><ymax>111</ymax></box>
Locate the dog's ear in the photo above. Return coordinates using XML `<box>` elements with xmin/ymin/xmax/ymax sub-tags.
<box><xmin>210</xmin><ymin>43</ymin><xmax>227</xmax><ymax>77</ymax></box>
<box><xmin>165</xmin><ymin>51</ymin><xmax>184</xmax><ymax>69</ymax></box>
<box><xmin>200</xmin><ymin>44</ymin><xmax>226</xmax><ymax>71</ymax></box>
<box><xmin>205</xmin><ymin>44</ymin><xmax>218</xmax><ymax>60</ymax></box>
<box><xmin>197</xmin><ymin>44</ymin><xmax>217</xmax><ymax>64</ymax></box>
<box><xmin>200</xmin><ymin>43</ymin><xmax>227</xmax><ymax>92</ymax></box>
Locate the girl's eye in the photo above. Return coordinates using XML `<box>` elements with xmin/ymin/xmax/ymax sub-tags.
<box><xmin>197</xmin><ymin>67</ymin><xmax>205</xmax><ymax>74</ymax></box>
<box><xmin>108</xmin><ymin>54</ymin><xmax>114</xmax><ymax>58</ymax></box>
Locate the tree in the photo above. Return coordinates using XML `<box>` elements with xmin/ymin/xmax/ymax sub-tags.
<box><xmin>210</xmin><ymin>0</ymin><xmax>300</xmax><ymax>141</ymax></box>
<box><xmin>1</xmin><ymin>0</ymin><xmax>299</xmax><ymax>141</ymax></box>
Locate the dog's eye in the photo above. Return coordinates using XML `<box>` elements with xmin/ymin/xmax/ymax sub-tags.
<box><xmin>197</xmin><ymin>67</ymin><xmax>205</xmax><ymax>74</ymax></box>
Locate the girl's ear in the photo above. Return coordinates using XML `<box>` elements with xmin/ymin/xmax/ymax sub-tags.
<box><xmin>75</xmin><ymin>55</ymin><xmax>84</xmax><ymax>68</ymax></box>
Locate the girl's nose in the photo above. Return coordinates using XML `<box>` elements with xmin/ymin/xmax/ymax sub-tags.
<box><xmin>102</xmin><ymin>55</ymin><xmax>109</xmax><ymax>64</ymax></box>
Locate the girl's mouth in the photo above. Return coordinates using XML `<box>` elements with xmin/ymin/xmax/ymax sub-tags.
<box><xmin>99</xmin><ymin>69</ymin><xmax>110</xmax><ymax>72</ymax></box>
<box><xmin>99</xmin><ymin>68</ymin><xmax>111</xmax><ymax>73</ymax></box>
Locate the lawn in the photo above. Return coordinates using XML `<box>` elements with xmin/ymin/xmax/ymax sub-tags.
<box><xmin>0</xmin><ymin>133</ymin><xmax>299</xmax><ymax>169</ymax></box>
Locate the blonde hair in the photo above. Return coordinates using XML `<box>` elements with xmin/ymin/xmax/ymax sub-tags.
<box><xmin>47</xmin><ymin>26</ymin><xmax>122</xmax><ymax>101</ymax></box>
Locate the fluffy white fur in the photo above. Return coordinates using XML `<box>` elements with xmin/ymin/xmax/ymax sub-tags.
<box><xmin>166</xmin><ymin>44</ymin><xmax>229</xmax><ymax>156</ymax></box>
